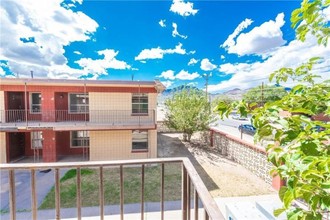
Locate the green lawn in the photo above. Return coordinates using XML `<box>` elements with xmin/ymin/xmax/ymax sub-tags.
<box><xmin>39</xmin><ymin>163</ymin><xmax>182</xmax><ymax>209</ymax></box>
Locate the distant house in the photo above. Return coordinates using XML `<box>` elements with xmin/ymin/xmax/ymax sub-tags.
<box><xmin>0</xmin><ymin>78</ymin><xmax>165</xmax><ymax>163</ymax></box>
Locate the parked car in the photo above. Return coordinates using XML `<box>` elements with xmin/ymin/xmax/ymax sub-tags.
<box><xmin>314</xmin><ymin>125</ymin><xmax>325</xmax><ymax>132</ymax></box>
<box><xmin>232</xmin><ymin>114</ymin><xmax>248</xmax><ymax>120</ymax></box>
<box><xmin>238</xmin><ymin>124</ymin><xmax>256</xmax><ymax>135</ymax></box>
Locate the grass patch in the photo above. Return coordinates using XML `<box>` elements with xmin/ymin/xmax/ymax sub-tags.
<box><xmin>60</xmin><ymin>168</ymin><xmax>93</xmax><ymax>182</ymax></box>
<box><xmin>39</xmin><ymin>163</ymin><xmax>181</xmax><ymax>209</ymax></box>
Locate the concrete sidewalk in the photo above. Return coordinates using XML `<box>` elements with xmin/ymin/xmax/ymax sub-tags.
<box><xmin>0</xmin><ymin>194</ymin><xmax>286</xmax><ymax>220</ymax></box>
<box><xmin>0</xmin><ymin>169</ymin><xmax>67</xmax><ymax>211</ymax></box>
<box><xmin>0</xmin><ymin>200</ymin><xmax>184</xmax><ymax>220</ymax></box>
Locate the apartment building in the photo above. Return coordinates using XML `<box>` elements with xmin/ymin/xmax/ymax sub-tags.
<box><xmin>0</xmin><ymin>78</ymin><xmax>165</xmax><ymax>163</ymax></box>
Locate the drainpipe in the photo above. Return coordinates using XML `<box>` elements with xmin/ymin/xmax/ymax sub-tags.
<box><xmin>24</xmin><ymin>82</ymin><xmax>28</xmax><ymax>127</ymax></box>
<box><xmin>84</xmin><ymin>81</ymin><xmax>87</xmax><ymax>125</ymax></box>
<box><xmin>138</xmin><ymin>82</ymin><xmax>141</xmax><ymax>127</ymax></box>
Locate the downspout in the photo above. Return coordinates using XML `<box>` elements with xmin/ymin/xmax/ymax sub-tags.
<box><xmin>24</xmin><ymin>82</ymin><xmax>28</xmax><ymax>127</ymax></box>
<box><xmin>138</xmin><ymin>82</ymin><xmax>141</xmax><ymax>127</ymax></box>
<box><xmin>84</xmin><ymin>81</ymin><xmax>87</xmax><ymax>125</ymax></box>
<box><xmin>84</xmin><ymin>81</ymin><xmax>88</xmax><ymax>160</ymax></box>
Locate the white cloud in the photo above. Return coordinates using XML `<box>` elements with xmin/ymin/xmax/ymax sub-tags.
<box><xmin>161</xmin><ymin>80</ymin><xmax>173</xmax><ymax>88</ymax></box>
<box><xmin>188</xmin><ymin>58</ymin><xmax>199</xmax><ymax>65</ymax></box>
<box><xmin>0</xmin><ymin>0</ymin><xmax>98</xmax><ymax>78</ymax></box>
<box><xmin>0</xmin><ymin>67</ymin><xmax>6</xmax><ymax>76</ymax></box>
<box><xmin>158</xmin><ymin>70</ymin><xmax>175</xmax><ymax>80</ymax></box>
<box><xmin>172</xmin><ymin>23</ymin><xmax>188</xmax><ymax>39</ymax></box>
<box><xmin>221</xmin><ymin>18</ymin><xmax>253</xmax><ymax>51</ymax></box>
<box><xmin>170</xmin><ymin>0</ymin><xmax>198</xmax><ymax>17</ymax></box>
<box><xmin>209</xmin><ymin>34</ymin><xmax>330</xmax><ymax>93</ymax></box>
<box><xmin>158</xmin><ymin>69</ymin><xmax>200</xmax><ymax>80</ymax></box>
<box><xmin>176</xmin><ymin>70</ymin><xmax>199</xmax><ymax>80</ymax></box>
<box><xmin>222</xmin><ymin>13</ymin><xmax>286</xmax><ymax>57</ymax></box>
<box><xmin>135</xmin><ymin>43</ymin><xmax>192</xmax><ymax>61</ymax></box>
<box><xmin>219</xmin><ymin>63</ymin><xmax>254</xmax><ymax>74</ymax></box>
<box><xmin>200</xmin><ymin>58</ymin><xmax>217</xmax><ymax>71</ymax></box>
<box><xmin>220</xmin><ymin>55</ymin><xmax>225</xmax><ymax>60</ymax></box>
<box><xmin>323</xmin><ymin>6</ymin><xmax>330</xmax><ymax>21</ymax></box>
<box><xmin>186</xmin><ymin>82</ymin><xmax>198</xmax><ymax>87</ymax></box>
<box><xmin>159</xmin><ymin>19</ymin><xmax>166</xmax><ymax>28</ymax></box>
<box><xmin>75</xmin><ymin>49</ymin><xmax>131</xmax><ymax>75</ymax></box>
<box><xmin>72</xmin><ymin>0</ymin><xmax>83</xmax><ymax>5</ymax></box>
<box><xmin>74</xmin><ymin>51</ymin><xmax>82</xmax><ymax>55</ymax></box>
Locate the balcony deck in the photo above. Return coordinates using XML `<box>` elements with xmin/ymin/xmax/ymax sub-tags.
<box><xmin>0</xmin><ymin>158</ymin><xmax>225</xmax><ymax>220</ymax></box>
<box><xmin>0</xmin><ymin>110</ymin><xmax>156</xmax><ymax>131</ymax></box>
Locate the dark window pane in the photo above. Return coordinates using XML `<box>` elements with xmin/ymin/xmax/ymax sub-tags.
<box><xmin>132</xmin><ymin>142</ymin><xmax>148</xmax><ymax>150</ymax></box>
<box><xmin>132</xmin><ymin>130</ymin><xmax>148</xmax><ymax>150</ymax></box>
<box><xmin>69</xmin><ymin>93</ymin><xmax>89</xmax><ymax>113</ymax></box>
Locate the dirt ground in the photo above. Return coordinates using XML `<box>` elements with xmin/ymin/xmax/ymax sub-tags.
<box><xmin>158</xmin><ymin>132</ymin><xmax>276</xmax><ymax>197</ymax></box>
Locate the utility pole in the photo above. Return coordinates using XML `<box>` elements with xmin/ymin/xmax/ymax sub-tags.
<box><xmin>203</xmin><ymin>72</ymin><xmax>212</xmax><ymax>101</ymax></box>
<box><xmin>261</xmin><ymin>82</ymin><xmax>264</xmax><ymax>104</ymax></box>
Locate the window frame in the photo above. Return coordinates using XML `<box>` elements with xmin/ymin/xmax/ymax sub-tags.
<box><xmin>31</xmin><ymin>131</ymin><xmax>43</xmax><ymax>149</ymax></box>
<box><xmin>131</xmin><ymin>93</ymin><xmax>148</xmax><ymax>115</ymax></box>
<box><xmin>68</xmin><ymin>93</ymin><xmax>89</xmax><ymax>114</ymax></box>
<box><xmin>70</xmin><ymin>131</ymin><xmax>90</xmax><ymax>148</ymax></box>
<box><xmin>30</xmin><ymin>92</ymin><xmax>42</xmax><ymax>114</ymax></box>
<box><xmin>132</xmin><ymin>130</ymin><xmax>148</xmax><ymax>152</ymax></box>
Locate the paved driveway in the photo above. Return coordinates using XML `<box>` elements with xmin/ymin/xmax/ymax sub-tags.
<box><xmin>1</xmin><ymin>169</ymin><xmax>66</xmax><ymax>212</ymax></box>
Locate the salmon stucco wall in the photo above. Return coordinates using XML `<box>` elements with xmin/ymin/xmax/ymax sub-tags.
<box><xmin>0</xmin><ymin>132</ymin><xmax>6</xmax><ymax>163</ymax></box>
<box><xmin>89</xmin><ymin>92</ymin><xmax>158</xmax><ymax>123</ymax></box>
<box><xmin>0</xmin><ymin>91</ymin><xmax>4</xmax><ymax>123</ymax></box>
<box><xmin>89</xmin><ymin>130</ymin><xmax>157</xmax><ymax>161</ymax></box>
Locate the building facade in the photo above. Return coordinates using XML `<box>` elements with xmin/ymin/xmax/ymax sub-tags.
<box><xmin>0</xmin><ymin>78</ymin><xmax>165</xmax><ymax>163</ymax></box>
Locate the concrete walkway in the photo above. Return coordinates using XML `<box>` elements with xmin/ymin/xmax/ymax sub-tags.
<box><xmin>0</xmin><ymin>169</ymin><xmax>67</xmax><ymax>211</ymax></box>
<box><xmin>0</xmin><ymin>194</ymin><xmax>286</xmax><ymax>220</ymax></box>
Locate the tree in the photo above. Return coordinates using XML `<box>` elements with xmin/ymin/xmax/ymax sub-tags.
<box><xmin>216</xmin><ymin>1</ymin><xmax>330</xmax><ymax>219</ymax></box>
<box><xmin>243</xmin><ymin>85</ymin><xmax>287</xmax><ymax>104</ymax></box>
<box><xmin>211</xmin><ymin>95</ymin><xmax>236</xmax><ymax>109</ymax></box>
<box><xmin>165</xmin><ymin>88</ymin><xmax>214</xmax><ymax>142</ymax></box>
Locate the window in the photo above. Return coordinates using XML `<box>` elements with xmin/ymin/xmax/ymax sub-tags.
<box><xmin>71</xmin><ymin>131</ymin><xmax>89</xmax><ymax>148</ymax></box>
<box><xmin>132</xmin><ymin>130</ymin><xmax>148</xmax><ymax>151</ymax></box>
<box><xmin>30</xmin><ymin>93</ymin><xmax>41</xmax><ymax>113</ymax></box>
<box><xmin>132</xmin><ymin>93</ymin><xmax>148</xmax><ymax>114</ymax></box>
<box><xmin>31</xmin><ymin>131</ymin><xmax>43</xmax><ymax>149</ymax></box>
<box><xmin>69</xmin><ymin>93</ymin><xmax>89</xmax><ymax>113</ymax></box>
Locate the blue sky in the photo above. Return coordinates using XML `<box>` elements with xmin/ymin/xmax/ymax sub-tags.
<box><xmin>1</xmin><ymin>0</ymin><xmax>329</xmax><ymax>93</ymax></box>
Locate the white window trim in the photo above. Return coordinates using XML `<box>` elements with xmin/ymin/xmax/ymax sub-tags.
<box><xmin>68</xmin><ymin>93</ymin><xmax>89</xmax><ymax>114</ymax></box>
<box><xmin>70</xmin><ymin>131</ymin><xmax>90</xmax><ymax>148</ymax></box>
<box><xmin>132</xmin><ymin>93</ymin><xmax>149</xmax><ymax>115</ymax></box>
<box><xmin>30</xmin><ymin>92</ymin><xmax>41</xmax><ymax>114</ymax></box>
<box><xmin>132</xmin><ymin>130</ymin><xmax>148</xmax><ymax>152</ymax></box>
<box><xmin>31</xmin><ymin>131</ymin><xmax>43</xmax><ymax>149</ymax></box>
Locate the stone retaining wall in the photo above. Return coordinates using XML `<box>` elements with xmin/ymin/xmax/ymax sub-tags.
<box><xmin>210</xmin><ymin>128</ymin><xmax>273</xmax><ymax>185</ymax></box>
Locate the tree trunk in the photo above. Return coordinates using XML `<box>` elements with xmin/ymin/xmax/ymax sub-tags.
<box><xmin>182</xmin><ymin>133</ymin><xmax>188</xmax><ymax>142</ymax></box>
<box><xmin>187</xmin><ymin>133</ymin><xmax>192</xmax><ymax>142</ymax></box>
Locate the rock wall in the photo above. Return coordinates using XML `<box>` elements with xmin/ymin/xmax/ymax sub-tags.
<box><xmin>211</xmin><ymin>128</ymin><xmax>273</xmax><ymax>185</ymax></box>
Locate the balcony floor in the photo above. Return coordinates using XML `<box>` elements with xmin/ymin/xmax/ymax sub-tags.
<box><xmin>0</xmin><ymin>121</ymin><xmax>155</xmax><ymax>131</ymax></box>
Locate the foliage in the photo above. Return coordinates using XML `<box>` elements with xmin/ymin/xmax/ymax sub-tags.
<box><xmin>216</xmin><ymin>59</ymin><xmax>330</xmax><ymax>219</ymax></box>
<box><xmin>243</xmin><ymin>85</ymin><xmax>287</xmax><ymax>104</ymax></box>
<box><xmin>216</xmin><ymin>0</ymin><xmax>330</xmax><ymax>218</ymax></box>
<box><xmin>211</xmin><ymin>95</ymin><xmax>236</xmax><ymax>108</ymax></box>
<box><xmin>165</xmin><ymin>88</ymin><xmax>215</xmax><ymax>142</ymax></box>
<box><xmin>291</xmin><ymin>0</ymin><xmax>330</xmax><ymax>46</ymax></box>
